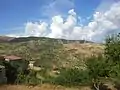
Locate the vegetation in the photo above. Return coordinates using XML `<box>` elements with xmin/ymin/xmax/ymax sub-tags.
<box><xmin>53</xmin><ymin>68</ymin><xmax>90</xmax><ymax>86</ymax></box>
<box><xmin>2</xmin><ymin>60</ymin><xmax>28</xmax><ymax>84</ymax></box>
<box><xmin>0</xmin><ymin>38</ymin><xmax>102</xmax><ymax>69</ymax></box>
<box><xmin>1</xmin><ymin>34</ymin><xmax>120</xmax><ymax>90</ymax></box>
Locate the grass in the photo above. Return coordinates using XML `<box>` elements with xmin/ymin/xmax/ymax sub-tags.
<box><xmin>0</xmin><ymin>84</ymin><xmax>91</xmax><ymax>90</ymax></box>
<box><xmin>0</xmin><ymin>40</ymin><xmax>104</xmax><ymax>69</ymax></box>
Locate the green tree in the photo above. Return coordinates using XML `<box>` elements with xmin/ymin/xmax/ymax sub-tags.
<box><xmin>86</xmin><ymin>55</ymin><xmax>111</xmax><ymax>90</ymax></box>
<box><xmin>104</xmin><ymin>33</ymin><xmax>120</xmax><ymax>89</ymax></box>
<box><xmin>105</xmin><ymin>33</ymin><xmax>120</xmax><ymax>63</ymax></box>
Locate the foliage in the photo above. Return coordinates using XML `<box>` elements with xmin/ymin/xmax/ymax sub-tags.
<box><xmin>105</xmin><ymin>33</ymin><xmax>120</xmax><ymax>62</ymax></box>
<box><xmin>15</xmin><ymin>70</ymin><xmax>27</xmax><ymax>84</ymax></box>
<box><xmin>2</xmin><ymin>59</ymin><xmax>28</xmax><ymax>84</ymax></box>
<box><xmin>0</xmin><ymin>37</ymin><xmax>101</xmax><ymax>69</ymax></box>
<box><xmin>85</xmin><ymin>33</ymin><xmax>120</xmax><ymax>89</ymax></box>
<box><xmin>3</xmin><ymin>61</ymin><xmax>18</xmax><ymax>84</ymax></box>
<box><xmin>2</xmin><ymin>34</ymin><xmax>120</xmax><ymax>88</ymax></box>
<box><xmin>16</xmin><ymin>70</ymin><xmax>42</xmax><ymax>85</ymax></box>
<box><xmin>54</xmin><ymin>68</ymin><xmax>90</xmax><ymax>86</ymax></box>
<box><xmin>86</xmin><ymin>55</ymin><xmax>111</xmax><ymax>81</ymax></box>
<box><xmin>85</xmin><ymin>55</ymin><xmax>112</xmax><ymax>90</ymax></box>
<box><xmin>104</xmin><ymin>34</ymin><xmax>120</xmax><ymax>85</ymax></box>
<box><xmin>24</xmin><ymin>70</ymin><xmax>42</xmax><ymax>85</ymax></box>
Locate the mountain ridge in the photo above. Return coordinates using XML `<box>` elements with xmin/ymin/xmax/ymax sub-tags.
<box><xmin>0</xmin><ymin>36</ymin><xmax>94</xmax><ymax>44</ymax></box>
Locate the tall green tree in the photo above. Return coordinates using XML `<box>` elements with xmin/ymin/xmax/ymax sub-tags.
<box><xmin>105</xmin><ymin>33</ymin><xmax>120</xmax><ymax>63</ymax></box>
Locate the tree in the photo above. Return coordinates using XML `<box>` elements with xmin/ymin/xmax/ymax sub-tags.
<box><xmin>86</xmin><ymin>55</ymin><xmax>111</xmax><ymax>90</ymax></box>
<box><xmin>105</xmin><ymin>33</ymin><xmax>120</xmax><ymax>63</ymax></box>
<box><xmin>104</xmin><ymin>33</ymin><xmax>120</xmax><ymax>89</ymax></box>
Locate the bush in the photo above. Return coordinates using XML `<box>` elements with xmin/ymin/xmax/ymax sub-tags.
<box><xmin>3</xmin><ymin>59</ymin><xmax>28</xmax><ymax>84</ymax></box>
<box><xmin>105</xmin><ymin>33</ymin><xmax>120</xmax><ymax>63</ymax></box>
<box><xmin>86</xmin><ymin>55</ymin><xmax>111</xmax><ymax>80</ymax></box>
<box><xmin>3</xmin><ymin>62</ymin><xmax>18</xmax><ymax>84</ymax></box>
<box><xmin>86</xmin><ymin>55</ymin><xmax>113</xmax><ymax>90</ymax></box>
<box><xmin>54</xmin><ymin>68</ymin><xmax>90</xmax><ymax>86</ymax></box>
<box><xmin>104</xmin><ymin>34</ymin><xmax>120</xmax><ymax>85</ymax></box>
<box><xmin>15</xmin><ymin>71</ymin><xmax>27</xmax><ymax>84</ymax></box>
<box><xmin>16</xmin><ymin>70</ymin><xmax>42</xmax><ymax>85</ymax></box>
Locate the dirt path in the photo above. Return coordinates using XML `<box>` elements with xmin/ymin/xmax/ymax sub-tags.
<box><xmin>0</xmin><ymin>84</ymin><xmax>91</xmax><ymax>90</ymax></box>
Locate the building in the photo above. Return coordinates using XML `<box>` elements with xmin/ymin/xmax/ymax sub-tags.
<box><xmin>4</xmin><ymin>55</ymin><xmax>22</xmax><ymax>62</ymax></box>
<box><xmin>0</xmin><ymin>55</ymin><xmax>29</xmax><ymax>84</ymax></box>
<box><xmin>4</xmin><ymin>55</ymin><xmax>28</xmax><ymax>71</ymax></box>
<box><xmin>0</xmin><ymin>55</ymin><xmax>29</xmax><ymax>83</ymax></box>
<box><xmin>0</xmin><ymin>65</ymin><xmax>7</xmax><ymax>84</ymax></box>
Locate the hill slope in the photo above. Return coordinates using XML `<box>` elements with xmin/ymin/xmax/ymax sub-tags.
<box><xmin>0</xmin><ymin>36</ymin><xmax>104</xmax><ymax>69</ymax></box>
<box><xmin>0</xmin><ymin>36</ymin><xmax>93</xmax><ymax>43</ymax></box>
<box><xmin>0</xmin><ymin>36</ymin><xmax>14</xmax><ymax>42</ymax></box>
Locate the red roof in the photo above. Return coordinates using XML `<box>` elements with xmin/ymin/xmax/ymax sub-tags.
<box><xmin>4</xmin><ymin>55</ymin><xmax>22</xmax><ymax>60</ymax></box>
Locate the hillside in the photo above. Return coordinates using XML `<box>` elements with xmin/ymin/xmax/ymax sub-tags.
<box><xmin>0</xmin><ymin>36</ymin><xmax>93</xmax><ymax>43</ymax></box>
<box><xmin>0</xmin><ymin>36</ymin><xmax>104</xmax><ymax>69</ymax></box>
<box><xmin>0</xmin><ymin>36</ymin><xmax>14</xmax><ymax>42</ymax></box>
<box><xmin>0</xmin><ymin>36</ymin><xmax>106</xmax><ymax>90</ymax></box>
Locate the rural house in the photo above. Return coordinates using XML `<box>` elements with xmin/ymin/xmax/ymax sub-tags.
<box><xmin>0</xmin><ymin>55</ymin><xmax>29</xmax><ymax>83</ymax></box>
<box><xmin>3</xmin><ymin>55</ymin><xmax>29</xmax><ymax>71</ymax></box>
<box><xmin>4</xmin><ymin>55</ymin><xmax>22</xmax><ymax>62</ymax></box>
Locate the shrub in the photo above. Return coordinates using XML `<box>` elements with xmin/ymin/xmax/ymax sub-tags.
<box><xmin>54</xmin><ymin>68</ymin><xmax>90</xmax><ymax>86</ymax></box>
<box><xmin>104</xmin><ymin>34</ymin><xmax>120</xmax><ymax>86</ymax></box>
<box><xmin>3</xmin><ymin>62</ymin><xmax>18</xmax><ymax>84</ymax></box>
<box><xmin>85</xmin><ymin>55</ymin><xmax>113</xmax><ymax>90</ymax></box>
<box><xmin>3</xmin><ymin>59</ymin><xmax>28</xmax><ymax>84</ymax></box>
<box><xmin>105</xmin><ymin>33</ymin><xmax>120</xmax><ymax>63</ymax></box>
<box><xmin>16</xmin><ymin>70</ymin><xmax>42</xmax><ymax>85</ymax></box>
<box><xmin>86</xmin><ymin>55</ymin><xmax>111</xmax><ymax>80</ymax></box>
<box><xmin>15</xmin><ymin>70</ymin><xmax>27</xmax><ymax>84</ymax></box>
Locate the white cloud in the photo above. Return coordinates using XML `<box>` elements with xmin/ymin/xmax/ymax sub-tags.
<box><xmin>88</xmin><ymin>1</ymin><xmax>120</xmax><ymax>42</ymax></box>
<box><xmin>41</xmin><ymin>0</ymin><xmax>75</xmax><ymax>17</ymax></box>
<box><xmin>8</xmin><ymin>1</ymin><xmax>120</xmax><ymax>42</ymax></box>
<box><xmin>25</xmin><ymin>22</ymin><xmax>48</xmax><ymax>37</ymax></box>
<box><xmin>47</xmin><ymin>9</ymin><xmax>77</xmax><ymax>39</ymax></box>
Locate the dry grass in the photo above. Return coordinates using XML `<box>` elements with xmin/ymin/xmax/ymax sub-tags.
<box><xmin>64</xmin><ymin>43</ymin><xmax>104</xmax><ymax>57</ymax></box>
<box><xmin>0</xmin><ymin>84</ymin><xmax>92</xmax><ymax>90</ymax></box>
<box><xmin>54</xmin><ymin>43</ymin><xmax>105</xmax><ymax>69</ymax></box>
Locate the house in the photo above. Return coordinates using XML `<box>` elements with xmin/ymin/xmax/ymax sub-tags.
<box><xmin>0</xmin><ymin>65</ymin><xmax>7</xmax><ymax>84</ymax></box>
<box><xmin>4</xmin><ymin>55</ymin><xmax>22</xmax><ymax>62</ymax></box>
<box><xmin>5</xmin><ymin>55</ymin><xmax>28</xmax><ymax>71</ymax></box>
<box><xmin>0</xmin><ymin>55</ymin><xmax>28</xmax><ymax>72</ymax></box>
<box><xmin>0</xmin><ymin>55</ymin><xmax>28</xmax><ymax>84</ymax></box>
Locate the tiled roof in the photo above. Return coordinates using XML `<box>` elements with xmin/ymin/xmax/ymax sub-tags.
<box><xmin>0</xmin><ymin>55</ymin><xmax>22</xmax><ymax>61</ymax></box>
<box><xmin>4</xmin><ymin>55</ymin><xmax>22</xmax><ymax>60</ymax></box>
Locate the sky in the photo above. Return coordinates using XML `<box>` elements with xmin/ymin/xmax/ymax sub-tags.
<box><xmin>0</xmin><ymin>0</ymin><xmax>120</xmax><ymax>42</ymax></box>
